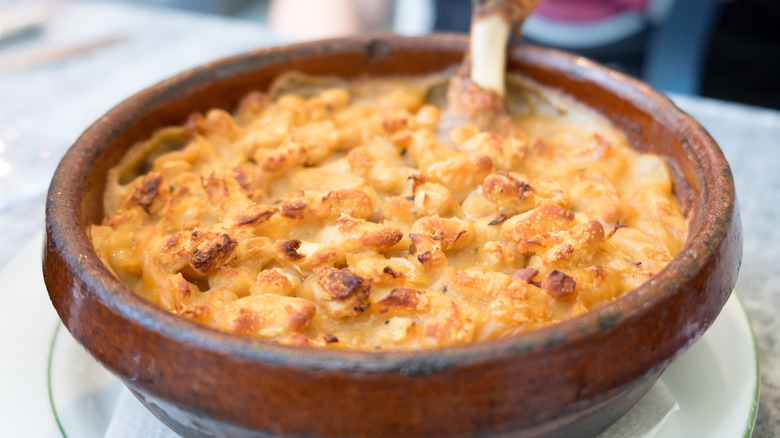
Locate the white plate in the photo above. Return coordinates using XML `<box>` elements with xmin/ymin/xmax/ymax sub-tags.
<box><xmin>0</xmin><ymin>234</ymin><xmax>758</xmax><ymax>437</ymax></box>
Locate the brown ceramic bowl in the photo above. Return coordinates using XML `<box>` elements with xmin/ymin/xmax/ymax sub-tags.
<box><xmin>43</xmin><ymin>34</ymin><xmax>741</xmax><ymax>438</ymax></box>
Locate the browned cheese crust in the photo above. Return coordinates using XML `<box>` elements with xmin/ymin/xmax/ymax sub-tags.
<box><xmin>91</xmin><ymin>74</ymin><xmax>688</xmax><ymax>350</ymax></box>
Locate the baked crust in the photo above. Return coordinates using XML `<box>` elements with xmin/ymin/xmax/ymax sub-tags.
<box><xmin>91</xmin><ymin>74</ymin><xmax>687</xmax><ymax>350</ymax></box>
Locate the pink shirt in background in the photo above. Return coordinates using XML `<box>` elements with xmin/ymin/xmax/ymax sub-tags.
<box><xmin>536</xmin><ymin>0</ymin><xmax>651</xmax><ymax>22</ymax></box>
<box><xmin>525</xmin><ymin>0</ymin><xmax>665</xmax><ymax>48</ymax></box>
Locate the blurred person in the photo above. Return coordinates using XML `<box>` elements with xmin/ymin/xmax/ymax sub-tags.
<box><xmin>436</xmin><ymin>0</ymin><xmax>685</xmax><ymax>77</ymax></box>
<box><xmin>268</xmin><ymin>0</ymin><xmax>394</xmax><ymax>40</ymax></box>
<box><xmin>268</xmin><ymin>0</ymin><xmax>720</xmax><ymax>95</ymax></box>
<box><xmin>434</xmin><ymin>0</ymin><xmax>721</xmax><ymax>94</ymax></box>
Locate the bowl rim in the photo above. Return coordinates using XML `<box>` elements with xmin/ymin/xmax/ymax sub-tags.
<box><xmin>45</xmin><ymin>33</ymin><xmax>736</xmax><ymax>374</ymax></box>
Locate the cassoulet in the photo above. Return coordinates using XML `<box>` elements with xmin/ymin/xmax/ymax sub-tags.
<box><xmin>91</xmin><ymin>73</ymin><xmax>687</xmax><ymax>350</ymax></box>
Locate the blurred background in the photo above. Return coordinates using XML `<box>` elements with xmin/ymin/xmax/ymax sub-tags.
<box><xmin>3</xmin><ymin>0</ymin><xmax>770</xmax><ymax>109</ymax></box>
<box><xmin>1</xmin><ymin>2</ymin><xmax>778</xmax><ymax>437</ymax></box>
<box><xmin>1</xmin><ymin>0</ymin><xmax>777</xmax><ymax>219</ymax></box>
<box><xmin>2</xmin><ymin>0</ymin><xmax>777</xmax><ymax>231</ymax></box>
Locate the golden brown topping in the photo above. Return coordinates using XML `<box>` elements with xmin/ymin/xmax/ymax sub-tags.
<box><xmin>279</xmin><ymin>333</ymin><xmax>316</xmax><ymax>348</ymax></box>
<box><xmin>409</xmin><ymin>173</ymin><xmax>427</xmax><ymax>192</ymax></box>
<box><xmin>409</xmin><ymin>216</ymin><xmax>475</xmax><ymax>270</ymax></box>
<box><xmin>347</xmin><ymin>147</ymin><xmax>376</xmax><ymax>173</ymax></box>
<box><xmin>409</xmin><ymin>216</ymin><xmax>474</xmax><ymax>252</ymax></box>
<box><xmin>235</xmin><ymin>91</ymin><xmax>270</xmax><ymax>122</ymax></box>
<box><xmin>415</xmin><ymin>105</ymin><xmax>440</xmax><ymax>129</ymax></box>
<box><xmin>570</xmin><ymin>180</ymin><xmax>623</xmax><ymax>224</ymax></box>
<box><xmin>231</xmin><ymin>237</ymin><xmax>275</xmax><ymax>272</ymax></box>
<box><xmin>289</xmin><ymin>121</ymin><xmax>340</xmax><ymax>165</ymax></box>
<box><xmin>232</xmin><ymin>205</ymin><xmax>277</xmax><ymax>226</ymax></box>
<box><xmin>250</xmin><ymin>268</ymin><xmax>300</xmax><ymax>296</ymax></box>
<box><xmin>323</xmin><ymin>333</ymin><xmax>340</xmax><ymax>344</ymax></box>
<box><xmin>209</xmin><ymin>266</ymin><xmax>254</xmax><ymax>298</ymax></box>
<box><xmin>444</xmin><ymin>76</ymin><xmax>507</xmax><ymax>132</ymax></box>
<box><xmin>297</xmin><ymin>244</ymin><xmax>344</xmax><ymax>271</ymax></box>
<box><xmin>189</xmin><ymin>232</ymin><xmax>237</xmax><ymax>276</ymax></box>
<box><xmin>317</xmin><ymin>267</ymin><xmax>370</xmax><ymax>300</ymax></box>
<box><xmin>390</xmin><ymin>130</ymin><xmax>412</xmax><ymax>148</ymax></box>
<box><xmin>426</xmin><ymin>154</ymin><xmax>493</xmax><ymax>201</ymax></box>
<box><xmin>478</xmin><ymin>241</ymin><xmax>519</xmax><ymax>271</ymax></box>
<box><xmin>171</xmin><ymin>274</ymin><xmax>195</xmax><ymax>302</ymax></box>
<box><xmin>186</xmin><ymin>109</ymin><xmax>245</xmax><ymax>143</ymax></box>
<box><xmin>451</xmin><ymin>267</ymin><xmax>512</xmax><ymax>301</ymax></box>
<box><xmin>184</xmin><ymin>112</ymin><xmax>206</xmax><ymax>137</ymax></box>
<box><xmin>319</xmin><ymin>88</ymin><xmax>350</xmax><ymax>110</ymax></box>
<box><xmin>223</xmin><ymin>294</ymin><xmax>316</xmax><ymax>337</ymax></box>
<box><xmin>542</xmin><ymin>270</ymin><xmax>577</xmax><ymax>302</ymax></box>
<box><xmin>572</xmin><ymin>133</ymin><xmax>612</xmax><ymax>162</ymax></box>
<box><xmin>586</xmin><ymin>265</ymin><xmax>606</xmax><ymax>286</ymax></box>
<box><xmin>502</xmin><ymin>205</ymin><xmax>576</xmax><ymax>243</ymax></box>
<box><xmin>543</xmin><ymin>244</ymin><xmax>575</xmax><ymax>266</ymax></box>
<box><xmin>276</xmin><ymin>239</ymin><xmax>305</xmax><ymax>260</ymax></box>
<box><xmin>489</xmin><ymin>281</ymin><xmax>550</xmax><ymax>326</ymax></box>
<box><xmin>542</xmin><ymin>220</ymin><xmax>605</xmax><ymax>267</ymax></box>
<box><xmin>321</xmin><ymin>189</ymin><xmax>374</xmax><ymax>220</ymax></box>
<box><xmin>382</xmin><ymin>116</ymin><xmax>409</xmax><ymax>134</ymax></box>
<box><xmin>488</xmin><ymin>214</ymin><xmax>508</xmax><ymax>226</ymax></box>
<box><xmin>482</xmin><ymin>172</ymin><xmax>534</xmax><ymax>215</ymax></box>
<box><xmin>382</xmin><ymin>196</ymin><xmax>414</xmax><ymax>223</ymax></box>
<box><xmin>95</xmin><ymin>73</ymin><xmax>687</xmax><ymax>350</ymax></box>
<box><xmin>281</xmin><ymin>198</ymin><xmax>306</xmax><ymax>219</ymax></box>
<box><xmin>378</xmin><ymin>88</ymin><xmax>424</xmax><ymax>112</ymax></box>
<box><xmin>377</xmin><ymin>317</ymin><xmax>418</xmax><ymax>344</ymax></box>
<box><xmin>257</xmin><ymin>141</ymin><xmax>307</xmax><ymax>173</ymax></box>
<box><xmin>414</xmin><ymin>248</ymin><xmax>447</xmax><ymax>269</ymax></box>
<box><xmin>421</xmin><ymin>301</ymin><xmax>478</xmax><ymax>347</ymax></box>
<box><xmin>201</xmin><ymin>172</ymin><xmax>230</xmax><ymax>202</ymax></box>
<box><xmin>128</xmin><ymin>173</ymin><xmax>163</xmax><ymax>210</ymax></box>
<box><xmin>347</xmin><ymin>254</ymin><xmax>421</xmax><ymax>285</ymax></box>
<box><xmin>457</xmin><ymin>132</ymin><xmax>528</xmax><ymax>170</ymax></box>
<box><xmin>450</xmin><ymin>124</ymin><xmax>481</xmax><ymax>145</ymax></box>
<box><xmin>375</xmin><ymin>288</ymin><xmax>429</xmax><ymax>314</ymax></box>
<box><xmin>383</xmin><ymin>266</ymin><xmax>403</xmax><ymax>278</ymax></box>
<box><xmin>176</xmin><ymin>289</ymin><xmax>238</xmax><ymax>325</ymax></box>
<box><xmin>334</xmin><ymin>216</ymin><xmax>404</xmax><ymax>250</ymax></box>
<box><xmin>301</xmin><ymin>267</ymin><xmax>371</xmax><ymax>319</ymax></box>
<box><xmin>511</xmin><ymin>267</ymin><xmax>539</xmax><ymax>283</ymax></box>
<box><xmin>413</xmin><ymin>182</ymin><xmax>453</xmax><ymax>217</ymax></box>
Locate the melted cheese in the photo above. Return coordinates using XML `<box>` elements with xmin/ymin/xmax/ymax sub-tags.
<box><xmin>92</xmin><ymin>73</ymin><xmax>687</xmax><ymax>350</ymax></box>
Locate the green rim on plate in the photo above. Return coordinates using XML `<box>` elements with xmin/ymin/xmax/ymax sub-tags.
<box><xmin>45</xmin><ymin>297</ymin><xmax>760</xmax><ymax>438</ymax></box>
<box><xmin>48</xmin><ymin>323</ymin><xmax>68</xmax><ymax>438</ymax></box>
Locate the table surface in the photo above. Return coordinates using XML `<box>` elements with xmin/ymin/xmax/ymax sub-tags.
<box><xmin>1</xmin><ymin>1</ymin><xmax>777</xmax><ymax>436</ymax></box>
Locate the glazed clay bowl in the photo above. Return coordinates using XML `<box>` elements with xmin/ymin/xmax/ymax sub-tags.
<box><xmin>43</xmin><ymin>35</ymin><xmax>741</xmax><ymax>438</ymax></box>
